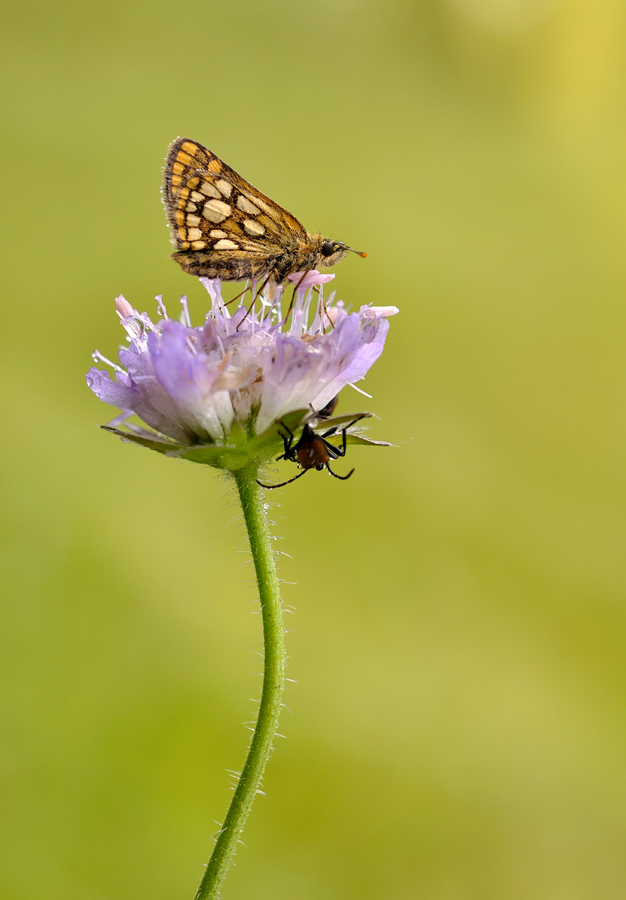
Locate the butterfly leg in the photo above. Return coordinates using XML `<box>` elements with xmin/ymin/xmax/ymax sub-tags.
<box><xmin>312</xmin><ymin>285</ymin><xmax>337</xmax><ymax>334</ymax></box>
<box><xmin>235</xmin><ymin>274</ymin><xmax>271</xmax><ymax>331</ymax></box>
<box><xmin>223</xmin><ymin>281</ymin><xmax>252</xmax><ymax>308</ymax></box>
<box><xmin>283</xmin><ymin>270</ymin><xmax>313</xmax><ymax>324</ymax></box>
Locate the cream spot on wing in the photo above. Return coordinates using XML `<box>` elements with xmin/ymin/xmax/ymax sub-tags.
<box><xmin>186</xmin><ymin>201</ymin><xmax>197</xmax><ymax>212</ymax></box>
<box><xmin>190</xmin><ymin>190</ymin><xmax>204</xmax><ymax>202</ymax></box>
<box><xmin>213</xmin><ymin>239</ymin><xmax>239</xmax><ymax>250</ymax></box>
<box><xmin>187</xmin><ymin>227</ymin><xmax>202</xmax><ymax>241</ymax></box>
<box><xmin>199</xmin><ymin>181</ymin><xmax>221</xmax><ymax>198</ymax></box>
<box><xmin>209</xmin><ymin>229</ymin><xmax>227</xmax><ymax>238</ymax></box>
<box><xmin>215</xmin><ymin>179</ymin><xmax>232</xmax><ymax>198</ymax></box>
<box><xmin>237</xmin><ymin>195</ymin><xmax>261</xmax><ymax>216</ymax></box>
<box><xmin>186</xmin><ymin>214</ymin><xmax>201</xmax><ymax>226</ymax></box>
<box><xmin>258</xmin><ymin>214</ymin><xmax>276</xmax><ymax>230</ymax></box>
<box><xmin>244</xmin><ymin>219</ymin><xmax>265</xmax><ymax>236</ymax></box>
<box><xmin>202</xmin><ymin>199</ymin><xmax>232</xmax><ymax>223</ymax></box>
<box><xmin>191</xmin><ymin>240</ymin><xmax>206</xmax><ymax>250</ymax></box>
<box><xmin>247</xmin><ymin>195</ymin><xmax>273</xmax><ymax>215</ymax></box>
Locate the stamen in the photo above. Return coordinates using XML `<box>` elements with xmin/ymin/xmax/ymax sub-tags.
<box><xmin>92</xmin><ymin>350</ymin><xmax>124</xmax><ymax>373</ymax></box>
<box><xmin>155</xmin><ymin>295</ymin><xmax>168</xmax><ymax>319</ymax></box>
<box><xmin>348</xmin><ymin>382</ymin><xmax>373</xmax><ymax>398</ymax></box>
<box><xmin>179</xmin><ymin>295</ymin><xmax>192</xmax><ymax>327</ymax></box>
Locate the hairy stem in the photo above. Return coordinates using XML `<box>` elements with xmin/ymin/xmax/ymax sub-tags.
<box><xmin>194</xmin><ymin>464</ymin><xmax>285</xmax><ymax>900</ymax></box>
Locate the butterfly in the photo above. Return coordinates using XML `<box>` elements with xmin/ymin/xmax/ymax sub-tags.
<box><xmin>162</xmin><ymin>137</ymin><xmax>366</xmax><ymax>284</ymax></box>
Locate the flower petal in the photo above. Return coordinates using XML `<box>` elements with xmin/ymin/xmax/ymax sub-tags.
<box><xmin>87</xmin><ymin>277</ymin><xmax>395</xmax><ymax>462</ymax></box>
<box><xmin>287</xmin><ymin>270</ymin><xmax>335</xmax><ymax>289</ymax></box>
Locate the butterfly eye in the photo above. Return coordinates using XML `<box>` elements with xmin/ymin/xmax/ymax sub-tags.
<box><xmin>321</xmin><ymin>241</ymin><xmax>335</xmax><ymax>257</ymax></box>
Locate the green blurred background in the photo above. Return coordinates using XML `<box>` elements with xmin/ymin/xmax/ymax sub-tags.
<box><xmin>2</xmin><ymin>1</ymin><xmax>626</xmax><ymax>897</ymax></box>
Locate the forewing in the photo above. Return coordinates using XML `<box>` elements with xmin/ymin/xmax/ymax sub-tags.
<box><xmin>163</xmin><ymin>138</ymin><xmax>308</xmax><ymax>260</ymax></box>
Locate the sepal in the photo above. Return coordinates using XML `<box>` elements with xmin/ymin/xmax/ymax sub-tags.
<box><xmin>101</xmin><ymin>409</ymin><xmax>312</xmax><ymax>472</ymax></box>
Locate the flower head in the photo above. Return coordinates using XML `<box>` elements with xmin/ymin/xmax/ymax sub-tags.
<box><xmin>86</xmin><ymin>273</ymin><xmax>397</xmax><ymax>471</ymax></box>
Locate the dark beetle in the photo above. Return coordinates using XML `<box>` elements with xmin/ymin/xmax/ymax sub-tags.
<box><xmin>257</xmin><ymin>416</ymin><xmax>365</xmax><ymax>490</ymax></box>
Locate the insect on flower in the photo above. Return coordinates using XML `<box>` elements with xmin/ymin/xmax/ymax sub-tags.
<box><xmin>163</xmin><ymin>138</ymin><xmax>367</xmax><ymax>285</ymax></box>
<box><xmin>257</xmin><ymin>416</ymin><xmax>367</xmax><ymax>490</ymax></box>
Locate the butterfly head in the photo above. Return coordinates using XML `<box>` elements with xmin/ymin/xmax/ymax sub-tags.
<box><xmin>317</xmin><ymin>238</ymin><xmax>367</xmax><ymax>270</ymax></box>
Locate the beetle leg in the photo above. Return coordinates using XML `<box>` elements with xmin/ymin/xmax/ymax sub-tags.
<box><xmin>257</xmin><ymin>469</ymin><xmax>308</xmax><ymax>490</ymax></box>
<box><xmin>326</xmin><ymin>463</ymin><xmax>355</xmax><ymax>481</ymax></box>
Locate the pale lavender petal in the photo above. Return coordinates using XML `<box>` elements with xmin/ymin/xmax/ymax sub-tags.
<box><xmin>86</xmin><ymin>367</ymin><xmax>138</xmax><ymax>409</ymax></box>
<box><xmin>361</xmin><ymin>305</ymin><xmax>399</xmax><ymax>317</ymax></box>
<box><xmin>87</xmin><ymin>276</ymin><xmax>395</xmax><ymax>447</ymax></box>
<box><xmin>287</xmin><ymin>270</ymin><xmax>335</xmax><ymax>288</ymax></box>
<box><xmin>150</xmin><ymin>322</ymin><xmax>211</xmax><ymax>405</ymax></box>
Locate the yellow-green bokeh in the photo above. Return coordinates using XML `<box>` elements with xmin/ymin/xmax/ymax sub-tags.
<box><xmin>2</xmin><ymin>2</ymin><xmax>626</xmax><ymax>898</ymax></box>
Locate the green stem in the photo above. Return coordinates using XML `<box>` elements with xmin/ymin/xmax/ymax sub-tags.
<box><xmin>194</xmin><ymin>463</ymin><xmax>285</xmax><ymax>900</ymax></box>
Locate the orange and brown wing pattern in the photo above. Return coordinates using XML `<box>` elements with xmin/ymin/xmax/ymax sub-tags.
<box><xmin>163</xmin><ymin>138</ymin><xmax>310</xmax><ymax>280</ymax></box>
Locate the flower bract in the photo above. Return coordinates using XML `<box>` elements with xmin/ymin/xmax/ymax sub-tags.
<box><xmin>86</xmin><ymin>274</ymin><xmax>397</xmax><ymax>471</ymax></box>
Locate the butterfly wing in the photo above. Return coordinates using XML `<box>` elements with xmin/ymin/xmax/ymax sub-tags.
<box><xmin>163</xmin><ymin>138</ymin><xmax>309</xmax><ymax>279</ymax></box>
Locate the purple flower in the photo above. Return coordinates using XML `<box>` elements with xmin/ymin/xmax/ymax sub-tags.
<box><xmin>86</xmin><ymin>273</ymin><xmax>397</xmax><ymax>469</ymax></box>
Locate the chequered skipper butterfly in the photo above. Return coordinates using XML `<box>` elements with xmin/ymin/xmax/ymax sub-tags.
<box><xmin>163</xmin><ymin>138</ymin><xmax>366</xmax><ymax>284</ymax></box>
